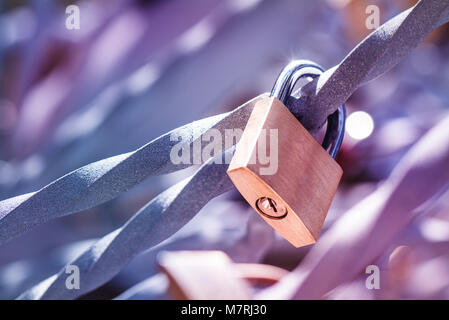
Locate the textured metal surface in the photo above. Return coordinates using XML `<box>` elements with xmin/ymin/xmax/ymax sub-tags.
<box><xmin>17</xmin><ymin>148</ymin><xmax>236</xmax><ymax>300</ymax></box>
<box><xmin>0</xmin><ymin>0</ymin><xmax>447</xmax><ymax>299</ymax></box>
<box><xmin>0</xmin><ymin>96</ymin><xmax>264</xmax><ymax>246</ymax></box>
<box><xmin>287</xmin><ymin>0</ymin><xmax>449</xmax><ymax>131</ymax></box>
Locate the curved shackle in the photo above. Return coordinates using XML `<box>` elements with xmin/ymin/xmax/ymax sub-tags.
<box><xmin>270</xmin><ymin>60</ymin><xmax>346</xmax><ymax>159</ymax></box>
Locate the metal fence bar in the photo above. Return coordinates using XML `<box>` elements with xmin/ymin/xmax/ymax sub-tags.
<box><xmin>288</xmin><ymin>0</ymin><xmax>449</xmax><ymax>132</ymax></box>
<box><xmin>2</xmin><ymin>0</ymin><xmax>448</xmax><ymax>299</ymax></box>
<box><xmin>0</xmin><ymin>95</ymin><xmax>264</xmax><ymax>246</ymax></box>
<box><xmin>18</xmin><ymin>148</ymin><xmax>236</xmax><ymax>300</ymax></box>
<box><xmin>3</xmin><ymin>0</ymin><xmax>448</xmax><ymax>247</ymax></box>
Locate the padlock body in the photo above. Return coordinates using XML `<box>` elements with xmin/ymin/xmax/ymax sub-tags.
<box><xmin>227</xmin><ymin>97</ymin><xmax>343</xmax><ymax>247</ymax></box>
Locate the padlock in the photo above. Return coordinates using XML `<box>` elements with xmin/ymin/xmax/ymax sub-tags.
<box><xmin>227</xmin><ymin>60</ymin><xmax>346</xmax><ymax>248</ymax></box>
<box><xmin>158</xmin><ymin>251</ymin><xmax>289</xmax><ymax>300</ymax></box>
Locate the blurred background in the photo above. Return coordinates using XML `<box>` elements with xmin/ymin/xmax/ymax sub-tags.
<box><xmin>0</xmin><ymin>0</ymin><xmax>448</xmax><ymax>299</ymax></box>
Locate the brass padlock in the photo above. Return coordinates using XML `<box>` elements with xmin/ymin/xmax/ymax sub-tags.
<box><xmin>227</xmin><ymin>61</ymin><xmax>346</xmax><ymax>248</ymax></box>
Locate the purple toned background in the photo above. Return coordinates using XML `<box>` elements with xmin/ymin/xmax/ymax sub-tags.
<box><xmin>0</xmin><ymin>0</ymin><xmax>449</xmax><ymax>299</ymax></box>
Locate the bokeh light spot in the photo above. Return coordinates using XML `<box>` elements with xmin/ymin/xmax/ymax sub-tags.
<box><xmin>346</xmin><ymin>111</ymin><xmax>374</xmax><ymax>140</ymax></box>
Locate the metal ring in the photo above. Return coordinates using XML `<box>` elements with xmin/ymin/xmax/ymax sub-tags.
<box><xmin>270</xmin><ymin>60</ymin><xmax>345</xmax><ymax>159</ymax></box>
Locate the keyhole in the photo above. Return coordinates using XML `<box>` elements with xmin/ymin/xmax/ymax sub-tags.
<box><xmin>256</xmin><ymin>197</ymin><xmax>288</xmax><ymax>219</ymax></box>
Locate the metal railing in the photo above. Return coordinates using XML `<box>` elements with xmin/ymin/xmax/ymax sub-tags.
<box><xmin>0</xmin><ymin>0</ymin><xmax>447</xmax><ymax>299</ymax></box>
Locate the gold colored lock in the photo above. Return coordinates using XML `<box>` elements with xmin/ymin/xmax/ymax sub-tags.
<box><xmin>227</xmin><ymin>61</ymin><xmax>346</xmax><ymax>248</ymax></box>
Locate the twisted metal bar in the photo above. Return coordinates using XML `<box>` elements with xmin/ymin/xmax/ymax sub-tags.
<box><xmin>2</xmin><ymin>0</ymin><xmax>448</xmax><ymax>247</ymax></box>
<box><xmin>5</xmin><ymin>0</ymin><xmax>449</xmax><ymax>299</ymax></box>
<box><xmin>288</xmin><ymin>0</ymin><xmax>449</xmax><ymax>131</ymax></box>
<box><xmin>18</xmin><ymin>148</ymin><xmax>236</xmax><ymax>300</ymax></box>
<box><xmin>0</xmin><ymin>95</ymin><xmax>264</xmax><ymax>246</ymax></box>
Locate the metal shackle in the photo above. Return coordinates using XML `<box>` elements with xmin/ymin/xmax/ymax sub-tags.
<box><xmin>270</xmin><ymin>60</ymin><xmax>346</xmax><ymax>159</ymax></box>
